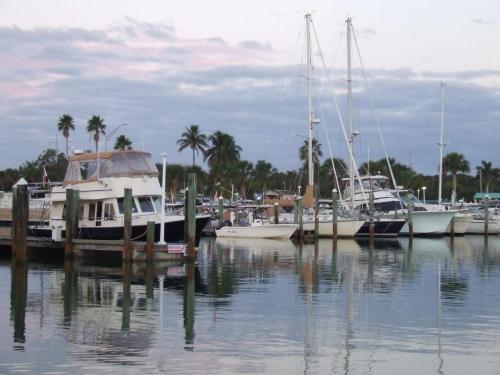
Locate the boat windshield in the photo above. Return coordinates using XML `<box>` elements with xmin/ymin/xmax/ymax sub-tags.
<box><xmin>64</xmin><ymin>151</ymin><xmax>158</xmax><ymax>183</ymax></box>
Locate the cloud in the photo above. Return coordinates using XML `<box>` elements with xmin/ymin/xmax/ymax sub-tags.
<box><xmin>238</xmin><ymin>40</ymin><xmax>272</xmax><ymax>51</ymax></box>
<box><xmin>353</xmin><ymin>27</ymin><xmax>377</xmax><ymax>38</ymax></box>
<box><xmin>0</xmin><ymin>19</ymin><xmax>499</xmax><ymax>177</ymax></box>
<box><xmin>473</xmin><ymin>18</ymin><xmax>496</xmax><ymax>25</ymax></box>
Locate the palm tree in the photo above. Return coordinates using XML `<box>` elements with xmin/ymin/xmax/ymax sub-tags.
<box><xmin>114</xmin><ymin>135</ymin><xmax>132</xmax><ymax>150</ymax></box>
<box><xmin>479</xmin><ymin>160</ymin><xmax>494</xmax><ymax>193</ymax></box>
<box><xmin>57</xmin><ymin>114</ymin><xmax>75</xmax><ymax>158</ymax></box>
<box><xmin>299</xmin><ymin>138</ymin><xmax>322</xmax><ymax>166</ymax></box>
<box><xmin>443</xmin><ymin>152</ymin><xmax>470</xmax><ymax>199</ymax></box>
<box><xmin>177</xmin><ymin>125</ymin><xmax>208</xmax><ymax>166</ymax></box>
<box><xmin>204</xmin><ymin>131</ymin><xmax>242</xmax><ymax>168</ymax></box>
<box><xmin>86</xmin><ymin>115</ymin><xmax>106</xmax><ymax>152</ymax></box>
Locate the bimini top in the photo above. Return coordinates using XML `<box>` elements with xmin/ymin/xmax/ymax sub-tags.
<box><xmin>64</xmin><ymin>150</ymin><xmax>158</xmax><ymax>184</ymax></box>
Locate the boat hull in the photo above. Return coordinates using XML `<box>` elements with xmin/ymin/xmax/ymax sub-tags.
<box><xmin>445</xmin><ymin>213</ymin><xmax>472</xmax><ymax>235</ymax></box>
<box><xmin>303</xmin><ymin>220</ymin><xmax>365</xmax><ymax>238</ymax></box>
<box><xmin>465</xmin><ymin>219</ymin><xmax>500</xmax><ymax>234</ymax></box>
<box><xmin>215</xmin><ymin>224</ymin><xmax>298</xmax><ymax>239</ymax></box>
<box><xmin>355</xmin><ymin>219</ymin><xmax>406</xmax><ymax>237</ymax></box>
<box><xmin>30</xmin><ymin>216</ymin><xmax>211</xmax><ymax>246</ymax></box>
<box><xmin>400</xmin><ymin>211</ymin><xmax>454</xmax><ymax>236</ymax></box>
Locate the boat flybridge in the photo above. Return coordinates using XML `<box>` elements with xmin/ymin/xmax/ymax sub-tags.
<box><xmin>31</xmin><ymin>150</ymin><xmax>210</xmax><ymax>243</ymax></box>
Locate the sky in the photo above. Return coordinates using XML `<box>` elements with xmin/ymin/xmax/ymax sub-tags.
<box><xmin>0</xmin><ymin>0</ymin><xmax>499</xmax><ymax>176</ymax></box>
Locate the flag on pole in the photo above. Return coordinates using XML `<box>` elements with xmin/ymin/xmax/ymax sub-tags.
<box><xmin>42</xmin><ymin>166</ymin><xmax>50</xmax><ymax>185</ymax></box>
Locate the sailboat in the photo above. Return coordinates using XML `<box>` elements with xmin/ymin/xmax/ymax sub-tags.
<box><xmin>336</xmin><ymin>19</ymin><xmax>455</xmax><ymax>236</ymax></box>
<box><xmin>338</xmin><ymin>18</ymin><xmax>405</xmax><ymax>237</ymax></box>
<box><xmin>399</xmin><ymin>82</ymin><xmax>471</xmax><ymax>235</ymax></box>
<box><xmin>300</xmin><ymin>14</ymin><xmax>364</xmax><ymax>238</ymax></box>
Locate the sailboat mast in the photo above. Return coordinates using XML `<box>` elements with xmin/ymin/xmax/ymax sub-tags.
<box><xmin>306</xmin><ymin>14</ymin><xmax>314</xmax><ymax>187</ymax></box>
<box><xmin>347</xmin><ymin>17</ymin><xmax>354</xmax><ymax>211</ymax></box>
<box><xmin>438</xmin><ymin>81</ymin><xmax>445</xmax><ymax>205</ymax></box>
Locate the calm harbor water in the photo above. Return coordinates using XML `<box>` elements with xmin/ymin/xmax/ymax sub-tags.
<box><xmin>1</xmin><ymin>236</ymin><xmax>500</xmax><ymax>374</ymax></box>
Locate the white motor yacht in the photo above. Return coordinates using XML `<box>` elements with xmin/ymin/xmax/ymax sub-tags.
<box><xmin>30</xmin><ymin>150</ymin><xmax>210</xmax><ymax>244</ymax></box>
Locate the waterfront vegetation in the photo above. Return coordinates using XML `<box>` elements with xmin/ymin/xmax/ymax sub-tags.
<box><xmin>0</xmin><ymin>119</ymin><xmax>498</xmax><ymax>201</ymax></box>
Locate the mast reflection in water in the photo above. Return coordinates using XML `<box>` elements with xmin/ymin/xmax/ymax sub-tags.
<box><xmin>0</xmin><ymin>236</ymin><xmax>500</xmax><ymax>374</ymax></box>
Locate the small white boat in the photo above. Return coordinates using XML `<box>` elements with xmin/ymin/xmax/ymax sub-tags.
<box><xmin>215</xmin><ymin>219</ymin><xmax>298</xmax><ymax>239</ymax></box>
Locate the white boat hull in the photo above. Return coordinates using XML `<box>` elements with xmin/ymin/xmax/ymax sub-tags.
<box><xmin>445</xmin><ymin>213</ymin><xmax>472</xmax><ymax>235</ymax></box>
<box><xmin>400</xmin><ymin>211</ymin><xmax>454</xmax><ymax>236</ymax></box>
<box><xmin>216</xmin><ymin>224</ymin><xmax>298</xmax><ymax>239</ymax></box>
<box><xmin>466</xmin><ymin>219</ymin><xmax>500</xmax><ymax>234</ymax></box>
<box><xmin>302</xmin><ymin>219</ymin><xmax>365</xmax><ymax>238</ymax></box>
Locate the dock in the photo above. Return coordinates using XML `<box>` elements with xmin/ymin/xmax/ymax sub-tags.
<box><xmin>0</xmin><ymin>232</ymin><xmax>188</xmax><ymax>261</ymax></box>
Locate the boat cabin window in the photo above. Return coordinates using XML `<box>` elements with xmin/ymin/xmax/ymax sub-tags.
<box><xmin>79</xmin><ymin>205</ymin><xmax>84</xmax><ymax>220</ymax></box>
<box><xmin>104</xmin><ymin>203</ymin><xmax>115</xmax><ymax>220</ymax></box>
<box><xmin>117</xmin><ymin>197</ymin><xmax>138</xmax><ymax>214</ymax></box>
<box><xmin>89</xmin><ymin>203</ymin><xmax>96</xmax><ymax>220</ymax></box>
<box><xmin>138</xmin><ymin>197</ymin><xmax>154</xmax><ymax>213</ymax></box>
<box><xmin>62</xmin><ymin>204</ymin><xmax>66</xmax><ymax>220</ymax></box>
<box><xmin>152</xmin><ymin>196</ymin><xmax>162</xmax><ymax>213</ymax></box>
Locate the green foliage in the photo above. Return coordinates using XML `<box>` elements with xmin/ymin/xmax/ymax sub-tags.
<box><xmin>0</xmin><ymin>148</ymin><xmax>67</xmax><ymax>190</ymax></box>
<box><xmin>204</xmin><ymin>131</ymin><xmax>242</xmax><ymax>184</ymax></box>
<box><xmin>114</xmin><ymin>135</ymin><xmax>132</xmax><ymax>150</ymax></box>
<box><xmin>57</xmin><ymin>113</ymin><xmax>75</xmax><ymax>157</ymax></box>
<box><xmin>86</xmin><ymin>115</ymin><xmax>106</xmax><ymax>152</ymax></box>
<box><xmin>177</xmin><ymin>124</ymin><xmax>208</xmax><ymax>166</ymax></box>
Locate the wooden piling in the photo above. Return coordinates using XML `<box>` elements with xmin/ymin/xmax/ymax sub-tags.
<box><xmin>218</xmin><ymin>197</ymin><xmax>224</xmax><ymax>227</ymax></box>
<box><xmin>298</xmin><ymin>197</ymin><xmax>304</xmax><ymax>241</ymax></box>
<box><xmin>65</xmin><ymin>188</ymin><xmax>79</xmax><ymax>259</ymax></box>
<box><xmin>294</xmin><ymin>197</ymin><xmax>299</xmax><ymax>224</ymax></box>
<box><xmin>11</xmin><ymin>184</ymin><xmax>28</xmax><ymax>264</ymax></box>
<box><xmin>146</xmin><ymin>221</ymin><xmax>155</xmax><ymax>262</ymax></box>
<box><xmin>184</xmin><ymin>188</ymin><xmax>188</xmax><ymax>242</ymax></box>
<box><xmin>123</xmin><ymin>188</ymin><xmax>132</xmax><ymax>262</ymax></box>
<box><xmin>187</xmin><ymin>173</ymin><xmax>197</xmax><ymax>260</ymax></box>
<box><xmin>274</xmin><ymin>202</ymin><xmax>279</xmax><ymax>224</ymax></box>
<box><xmin>484</xmin><ymin>195</ymin><xmax>489</xmax><ymax>236</ymax></box>
<box><xmin>406</xmin><ymin>196</ymin><xmax>414</xmax><ymax>239</ymax></box>
<box><xmin>332</xmin><ymin>189</ymin><xmax>338</xmax><ymax>240</ymax></box>
<box><xmin>369</xmin><ymin>190</ymin><xmax>375</xmax><ymax>239</ymax></box>
<box><xmin>314</xmin><ymin>185</ymin><xmax>319</xmax><ymax>239</ymax></box>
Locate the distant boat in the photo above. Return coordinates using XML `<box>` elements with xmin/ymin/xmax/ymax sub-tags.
<box><xmin>215</xmin><ymin>218</ymin><xmax>297</xmax><ymax>239</ymax></box>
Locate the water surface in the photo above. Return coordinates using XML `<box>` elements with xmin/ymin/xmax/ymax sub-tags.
<box><xmin>1</xmin><ymin>236</ymin><xmax>500</xmax><ymax>374</ymax></box>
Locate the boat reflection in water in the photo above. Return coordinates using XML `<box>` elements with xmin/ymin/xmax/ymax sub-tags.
<box><xmin>2</xmin><ymin>235</ymin><xmax>500</xmax><ymax>374</ymax></box>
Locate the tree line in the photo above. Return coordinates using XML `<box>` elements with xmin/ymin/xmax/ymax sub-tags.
<box><xmin>0</xmin><ymin>121</ymin><xmax>498</xmax><ymax>202</ymax></box>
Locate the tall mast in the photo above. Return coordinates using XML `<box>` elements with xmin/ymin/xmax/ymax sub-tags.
<box><xmin>438</xmin><ymin>81</ymin><xmax>445</xmax><ymax>205</ymax></box>
<box><xmin>306</xmin><ymin>14</ymin><xmax>314</xmax><ymax>187</ymax></box>
<box><xmin>347</xmin><ymin>17</ymin><xmax>354</xmax><ymax>211</ymax></box>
